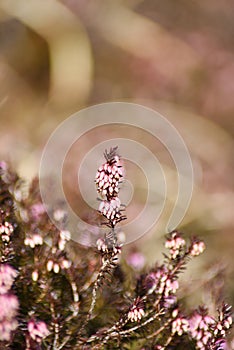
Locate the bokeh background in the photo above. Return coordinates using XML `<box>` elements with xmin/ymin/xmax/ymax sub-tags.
<box><xmin>0</xmin><ymin>0</ymin><xmax>233</xmax><ymax>310</ymax></box>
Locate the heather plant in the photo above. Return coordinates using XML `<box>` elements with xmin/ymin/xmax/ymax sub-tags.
<box><xmin>0</xmin><ymin>149</ymin><xmax>232</xmax><ymax>349</ymax></box>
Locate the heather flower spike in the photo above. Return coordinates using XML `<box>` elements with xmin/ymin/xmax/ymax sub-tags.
<box><xmin>96</xmin><ymin>146</ymin><xmax>126</xmax><ymax>246</ymax></box>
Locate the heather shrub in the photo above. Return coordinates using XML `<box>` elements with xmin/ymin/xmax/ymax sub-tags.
<box><xmin>0</xmin><ymin>148</ymin><xmax>232</xmax><ymax>349</ymax></box>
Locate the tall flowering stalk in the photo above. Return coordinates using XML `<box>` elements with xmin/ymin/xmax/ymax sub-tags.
<box><xmin>96</xmin><ymin>146</ymin><xmax>126</xmax><ymax>235</ymax></box>
<box><xmin>0</xmin><ymin>150</ymin><xmax>232</xmax><ymax>349</ymax></box>
<box><xmin>83</xmin><ymin>147</ymin><xmax>126</xmax><ymax>325</ymax></box>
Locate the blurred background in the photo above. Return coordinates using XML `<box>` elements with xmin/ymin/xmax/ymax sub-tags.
<box><xmin>0</xmin><ymin>0</ymin><xmax>233</xmax><ymax>309</ymax></box>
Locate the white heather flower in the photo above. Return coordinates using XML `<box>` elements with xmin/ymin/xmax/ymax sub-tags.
<box><xmin>172</xmin><ymin>308</ymin><xmax>179</xmax><ymax>318</ymax></box>
<box><xmin>213</xmin><ymin>305</ymin><xmax>233</xmax><ymax>337</ymax></box>
<box><xmin>127</xmin><ymin>297</ymin><xmax>145</xmax><ymax>323</ymax></box>
<box><xmin>28</xmin><ymin>319</ymin><xmax>50</xmax><ymax>343</ymax></box>
<box><xmin>225</xmin><ymin>316</ymin><xmax>233</xmax><ymax>328</ymax></box>
<box><xmin>53</xmin><ymin>209</ymin><xmax>66</xmax><ymax>221</ymax></box>
<box><xmin>32</xmin><ymin>270</ymin><xmax>39</xmax><ymax>282</ymax></box>
<box><xmin>53</xmin><ymin>263</ymin><xmax>60</xmax><ymax>274</ymax></box>
<box><xmin>46</xmin><ymin>260</ymin><xmax>54</xmax><ymax>272</ymax></box>
<box><xmin>0</xmin><ymin>221</ymin><xmax>14</xmax><ymax>235</ymax></box>
<box><xmin>60</xmin><ymin>259</ymin><xmax>71</xmax><ymax>269</ymax></box>
<box><xmin>128</xmin><ymin>308</ymin><xmax>145</xmax><ymax>322</ymax></box>
<box><xmin>0</xmin><ymin>264</ymin><xmax>18</xmax><ymax>294</ymax></box>
<box><xmin>58</xmin><ymin>230</ymin><xmax>71</xmax><ymax>251</ymax></box>
<box><xmin>24</xmin><ymin>234</ymin><xmax>43</xmax><ymax>248</ymax></box>
<box><xmin>190</xmin><ymin>241</ymin><xmax>205</xmax><ymax>256</ymax></box>
<box><xmin>33</xmin><ymin>234</ymin><xmax>43</xmax><ymax>245</ymax></box>
<box><xmin>47</xmin><ymin>257</ymin><xmax>71</xmax><ymax>273</ymax></box>
<box><xmin>58</xmin><ymin>239</ymin><xmax>66</xmax><ymax>251</ymax></box>
<box><xmin>0</xmin><ymin>221</ymin><xmax>14</xmax><ymax>242</ymax></box>
<box><xmin>60</xmin><ymin>230</ymin><xmax>71</xmax><ymax>241</ymax></box>
<box><xmin>96</xmin><ymin>238</ymin><xmax>108</xmax><ymax>252</ymax></box>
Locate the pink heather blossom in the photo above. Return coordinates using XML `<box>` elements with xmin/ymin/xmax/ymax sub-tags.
<box><xmin>145</xmin><ymin>268</ymin><xmax>179</xmax><ymax>297</ymax></box>
<box><xmin>0</xmin><ymin>161</ymin><xmax>8</xmax><ymax>171</ymax></box>
<box><xmin>0</xmin><ymin>293</ymin><xmax>18</xmax><ymax>341</ymax></box>
<box><xmin>28</xmin><ymin>319</ymin><xmax>50</xmax><ymax>342</ymax></box>
<box><xmin>165</xmin><ymin>233</ymin><xmax>186</xmax><ymax>250</ymax></box>
<box><xmin>126</xmin><ymin>251</ymin><xmax>145</xmax><ymax>270</ymax></box>
<box><xmin>0</xmin><ymin>264</ymin><xmax>18</xmax><ymax>294</ymax></box>
<box><xmin>0</xmin><ymin>294</ymin><xmax>19</xmax><ymax>321</ymax></box>
<box><xmin>165</xmin><ymin>232</ymin><xmax>186</xmax><ymax>259</ymax></box>
<box><xmin>128</xmin><ymin>307</ymin><xmax>144</xmax><ymax>322</ymax></box>
<box><xmin>30</xmin><ymin>203</ymin><xmax>45</xmax><ymax>219</ymax></box>
<box><xmin>190</xmin><ymin>241</ymin><xmax>206</xmax><ymax>256</ymax></box>
<box><xmin>189</xmin><ymin>310</ymin><xmax>215</xmax><ymax>349</ymax></box>
<box><xmin>95</xmin><ymin>148</ymin><xmax>124</xmax><ymax>200</ymax></box>
<box><xmin>128</xmin><ymin>297</ymin><xmax>145</xmax><ymax>322</ymax></box>
<box><xmin>99</xmin><ymin>198</ymin><xmax>123</xmax><ymax>225</ymax></box>
<box><xmin>172</xmin><ymin>317</ymin><xmax>189</xmax><ymax>336</ymax></box>
<box><xmin>0</xmin><ymin>319</ymin><xmax>18</xmax><ymax>341</ymax></box>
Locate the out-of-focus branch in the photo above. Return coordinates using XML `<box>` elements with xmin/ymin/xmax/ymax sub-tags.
<box><xmin>92</xmin><ymin>1</ymin><xmax>201</xmax><ymax>85</ymax></box>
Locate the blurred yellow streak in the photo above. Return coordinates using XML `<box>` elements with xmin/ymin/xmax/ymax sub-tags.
<box><xmin>0</xmin><ymin>0</ymin><xmax>93</xmax><ymax>108</ymax></box>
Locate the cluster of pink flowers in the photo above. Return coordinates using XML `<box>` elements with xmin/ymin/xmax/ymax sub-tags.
<box><xmin>27</xmin><ymin>319</ymin><xmax>50</xmax><ymax>343</ymax></box>
<box><xmin>145</xmin><ymin>267</ymin><xmax>179</xmax><ymax>297</ymax></box>
<box><xmin>190</xmin><ymin>240</ymin><xmax>206</xmax><ymax>257</ymax></box>
<box><xmin>165</xmin><ymin>231</ymin><xmax>186</xmax><ymax>259</ymax></box>
<box><xmin>189</xmin><ymin>309</ymin><xmax>216</xmax><ymax>349</ymax></box>
<box><xmin>0</xmin><ymin>264</ymin><xmax>18</xmax><ymax>341</ymax></box>
<box><xmin>0</xmin><ymin>151</ymin><xmax>232</xmax><ymax>349</ymax></box>
<box><xmin>171</xmin><ymin>309</ymin><xmax>189</xmax><ymax>336</ymax></box>
<box><xmin>0</xmin><ymin>294</ymin><xmax>19</xmax><ymax>341</ymax></box>
<box><xmin>95</xmin><ymin>148</ymin><xmax>124</xmax><ymax>200</ymax></box>
<box><xmin>98</xmin><ymin>198</ymin><xmax>123</xmax><ymax>226</ymax></box>
<box><xmin>171</xmin><ymin>306</ymin><xmax>232</xmax><ymax>349</ymax></box>
<box><xmin>0</xmin><ymin>264</ymin><xmax>17</xmax><ymax>294</ymax></box>
<box><xmin>95</xmin><ymin>147</ymin><xmax>125</xmax><ymax>229</ymax></box>
<box><xmin>165</xmin><ymin>231</ymin><xmax>206</xmax><ymax>259</ymax></box>
<box><xmin>127</xmin><ymin>297</ymin><xmax>145</xmax><ymax>322</ymax></box>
